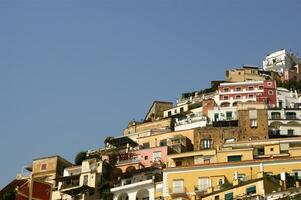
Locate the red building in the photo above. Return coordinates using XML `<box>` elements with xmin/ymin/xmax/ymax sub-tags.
<box><xmin>218</xmin><ymin>80</ymin><xmax>276</xmax><ymax>107</ymax></box>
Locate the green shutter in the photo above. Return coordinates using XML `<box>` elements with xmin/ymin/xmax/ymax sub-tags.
<box><xmin>246</xmin><ymin>185</ymin><xmax>256</xmax><ymax>194</ymax></box>
<box><xmin>227</xmin><ymin>155</ymin><xmax>242</xmax><ymax>162</ymax></box>
<box><xmin>225</xmin><ymin>192</ymin><xmax>233</xmax><ymax>200</ymax></box>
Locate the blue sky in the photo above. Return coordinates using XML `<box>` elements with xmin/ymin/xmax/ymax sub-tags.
<box><xmin>1</xmin><ymin>0</ymin><xmax>301</xmax><ymax>188</ymax></box>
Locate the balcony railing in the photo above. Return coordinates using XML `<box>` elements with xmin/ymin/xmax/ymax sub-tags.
<box><xmin>61</xmin><ymin>181</ymin><xmax>80</xmax><ymax>190</ymax></box>
<box><xmin>116</xmin><ymin>157</ymin><xmax>140</xmax><ymax>165</ymax></box>
<box><xmin>175</xmin><ymin>116</ymin><xmax>207</xmax><ymax>126</ymax></box>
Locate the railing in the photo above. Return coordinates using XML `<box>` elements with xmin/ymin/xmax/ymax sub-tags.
<box><xmin>116</xmin><ymin>157</ymin><xmax>140</xmax><ymax>165</ymax></box>
<box><xmin>175</xmin><ymin>116</ymin><xmax>207</xmax><ymax>126</ymax></box>
<box><xmin>114</xmin><ymin>176</ymin><xmax>154</xmax><ymax>187</ymax></box>
<box><xmin>61</xmin><ymin>181</ymin><xmax>80</xmax><ymax>189</ymax></box>
<box><xmin>170</xmin><ymin>186</ymin><xmax>186</xmax><ymax>194</ymax></box>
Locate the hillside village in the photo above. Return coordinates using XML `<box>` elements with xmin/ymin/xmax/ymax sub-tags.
<box><xmin>3</xmin><ymin>49</ymin><xmax>301</xmax><ymax>200</ymax></box>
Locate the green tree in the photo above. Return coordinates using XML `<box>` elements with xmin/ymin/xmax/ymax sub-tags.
<box><xmin>74</xmin><ymin>151</ymin><xmax>87</xmax><ymax>165</ymax></box>
<box><xmin>0</xmin><ymin>189</ymin><xmax>16</xmax><ymax>200</ymax></box>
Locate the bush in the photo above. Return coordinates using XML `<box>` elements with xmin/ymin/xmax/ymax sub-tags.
<box><xmin>74</xmin><ymin>151</ymin><xmax>87</xmax><ymax>165</ymax></box>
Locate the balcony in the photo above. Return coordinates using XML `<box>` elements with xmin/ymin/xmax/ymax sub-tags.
<box><xmin>61</xmin><ymin>182</ymin><xmax>80</xmax><ymax>190</ymax></box>
<box><xmin>116</xmin><ymin>157</ymin><xmax>140</xmax><ymax>165</ymax></box>
<box><xmin>169</xmin><ymin>186</ymin><xmax>188</xmax><ymax>198</ymax></box>
<box><xmin>111</xmin><ymin>179</ymin><xmax>154</xmax><ymax>192</ymax></box>
<box><xmin>175</xmin><ymin>116</ymin><xmax>207</xmax><ymax>131</ymax></box>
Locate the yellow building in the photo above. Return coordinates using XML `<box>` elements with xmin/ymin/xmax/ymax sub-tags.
<box><xmin>163</xmin><ymin>138</ymin><xmax>301</xmax><ymax>200</ymax></box>
<box><xmin>226</xmin><ymin>66</ymin><xmax>265</xmax><ymax>82</ymax></box>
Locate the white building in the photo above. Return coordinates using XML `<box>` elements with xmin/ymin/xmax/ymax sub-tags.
<box><xmin>174</xmin><ymin>112</ymin><xmax>207</xmax><ymax>131</ymax></box>
<box><xmin>53</xmin><ymin>158</ymin><xmax>102</xmax><ymax>200</ymax></box>
<box><xmin>276</xmin><ymin>87</ymin><xmax>299</xmax><ymax>108</ymax></box>
<box><xmin>111</xmin><ymin>168</ymin><xmax>161</xmax><ymax>200</ymax></box>
<box><xmin>207</xmin><ymin>107</ymin><xmax>238</xmax><ymax>124</ymax></box>
<box><xmin>268</xmin><ymin>108</ymin><xmax>301</xmax><ymax>136</ymax></box>
<box><xmin>263</xmin><ymin>49</ymin><xmax>301</xmax><ymax>73</ymax></box>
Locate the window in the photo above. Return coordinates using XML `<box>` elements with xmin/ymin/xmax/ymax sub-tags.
<box><xmin>226</xmin><ymin>112</ymin><xmax>232</xmax><ymax>120</ymax></box>
<box><xmin>175</xmin><ymin>161</ymin><xmax>182</xmax><ymax>166</ymax></box>
<box><xmin>286</xmin><ymin>112</ymin><xmax>297</xmax><ymax>120</ymax></box>
<box><xmin>174</xmin><ymin>109</ymin><xmax>177</xmax><ymax>114</ymax></box>
<box><xmin>214</xmin><ymin>113</ymin><xmax>219</xmax><ymax>121</ymax></box>
<box><xmin>218</xmin><ymin>178</ymin><xmax>224</xmax><ymax>185</ymax></box>
<box><xmin>267</xmin><ymin>82</ymin><xmax>272</xmax><ymax>87</ymax></box>
<box><xmin>180</xmin><ymin>107</ymin><xmax>184</xmax><ymax>113</ymax></box>
<box><xmin>268</xmin><ymin>90</ymin><xmax>273</xmax><ymax>95</ymax></box>
<box><xmin>153</xmin><ymin>151</ymin><xmax>161</xmax><ymax>162</ymax></box>
<box><xmin>288</xmin><ymin>129</ymin><xmax>294</xmax><ymax>136</ymax></box>
<box><xmin>160</xmin><ymin>139</ymin><xmax>167</xmax><ymax>146</ymax></box>
<box><xmin>248</xmin><ymin>94</ymin><xmax>254</xmax><ymax>98</ymax></box>
<box><xmin>214</xmin><ymin>195</ymin><xmax>220</xmax><ymax>200</ymax></box>
<box><xmin>142</xmin><ymin>143</ymin><xmax>150</xmax><ymax>149</ymax></box>
<box><xmin>224</xmin><ymin>88</ymin><xmax>229</xmax><ymax>92</ymax></box>
<box><xmin>41</xmin><ymin>163</ymin><xmax>47</xmax><ymax>171</ymax></box>
<box><xmin>204</xmin><ymin>158</ymin><xmax>210</xmax><ymax>164</ymax></box>
<box><xmin>271</xmin><ymin>112</ymin><xmax>281</xmax><ymax>119</ymax></box>
<box><xmin>235</xmin><ymin>87</ymin><xmax>241</xmax><ymax>91</ymax></box>
<box><xmin>237</xmin><ymin>174</ymin><xmax>246</xmax><ymax>181</ymax></box>
<box><xmin>173</xmin><ymin>179</ymin><xmax>184</xmax><ymax>193</ymax></box>
<box><xmin>248</xmin><ymin>86</ymin><xmax>254</xmax><ymax>90</ymax></box>
<box><xmin>227</xmin><ymin>155</ymin><xmax>242</xmax><ymax>162</ymax></box>
<box><xmin>224</xmin><ymin>96</ymin><xmax>229</xmax><ymax>100</ymax></box>
<box><xmin>168</xmin><ymin>111</ymin><xmax>172</xmax><ymax>117</ymax></box>
<box><xmin>250</xmin><ymin>119</ymin><xmax>257</xmax><ymax>127</ymax></box>
<box><xmin>198</xmin><ymin>177</ymin><xmax>209</xmax><ymax>191</ymax></box>
<box><xmin>144</xmin><ymin>156</ymin><xmax>148</xmax><ymax>160</ymax></box>
<box><xmin>235</xmin><ymin>95</ymin><xmax>241</xmax><ymax>99</ymax></box>
<box><xmin>225</xmin><ymin>192</ymin><xmax>233</xmax><ymax>200</ymax></box>
<box><xmin>83</xmin><ymin>175</ymin><xmax>88</xmax><ymax>185</ymax></box>
<box><xmin>246</xmin><ymin>185</ymin><xmax>256</xmax><ymax>195</ymax></box>
<box><xmin>201</xmin><ymin>139</ymin><xmax>212</xmax><ymax>149</ymax></box>
<box><xmin>259</xmin><ymin>85</ymin><xmax>264</xmax><ymax>90</ymax></box>
<box><xmin>249</xmin><ymin>109</ymin><xmax>257</xmax><ymax>119</ymax></box>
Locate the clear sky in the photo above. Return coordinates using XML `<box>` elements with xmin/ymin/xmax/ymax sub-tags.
<box><xmin>1</xmin><ymin>0</ymin><xmax>301</xmax><ymax>188</ymax></box>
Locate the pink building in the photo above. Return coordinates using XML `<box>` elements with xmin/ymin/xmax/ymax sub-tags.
<box><xmin>115</xmin><ymin>146</ymin><xmax>168</xmax><ymax>173</ymax></box>
<box><xmin>218</xmin><ymin>80</ymin><xmax>276</xmax><ymax>107</ymax></box>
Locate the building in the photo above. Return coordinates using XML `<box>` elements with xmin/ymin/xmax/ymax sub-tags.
<box><xmin>268</xmin><ymin>108</ymin><xmax>301</xmax><ymax>137</ymax></box>
<box><xmin>226</xmin><ymin>66</ymin><xmax>266</xmax><ymax>82</ymax></box>
<box><xmin>123</xmin><ymin>118</ymin><xmax>173</xmax><ymax>142</ymax></box>
<box><xmin>276</xmin><ymin>87</ymin><xmax>299</xmax><ymax>108</ymax></box>
<box><xmin>217</xmin><ymin>80</ymin><xmax>277</xmax><ymax>107</ymax></box>
<box><xmin>144</xmin><ymin>101</ymin><xmax>173</xmax><ymax>122</ymax></box>
<box><xmin>281</xmin><ymin>64</ymin><xmax>301</xmax><ymax>82</ymax></box>
<box><xmin>263</xmin><ymin>49</ymin><xmax>301</xmax><ymax>73</ymax></box>
<box><xmin>53</xmin><ymin>158</ymin><xmax>103</xmax><ymax>200</ymax></box>
<box><xmin>163</xmin><ymin>137</ymin><xmax>301</xmax><ymax>200</ymax></box>
<box><xmin>111</xmin><ymin>167</ymin><xmax>162</xmax><ymax>200</ymax></box>
<box><xmin>26</xmin><ymin>155</ymin><xmax>73</xmax><ymax>188</ymax></box>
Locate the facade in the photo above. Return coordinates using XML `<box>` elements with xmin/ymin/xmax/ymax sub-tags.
<box><xmin>207</xmin><ymin>106</ymin><xmax>238</xmax><ymax>124</ymax></box>
<box><xmin>144</xmin><ymin>101</ymin><xmax>173</xmax><ymax>122</ymax></box>
<box><xmin>163</xmin><ymin>103</ymin><xmax>190</xmax><ymax>118</ymax></box>
<box><xmin>29</xmin><ymin>155</ymin><xmax>72</xmax><ymax>188</ymax></box>
<box><xmin>226</xmin><ymin>66</ymin><xmax>266</xmax><ymax>82</ymax></box>
<box><xmin>217</xmin><ymin>80</ymin><xmax>277</xmax><ymax>107</ymax></box>
<box><xmin>276</xmin><ymin>87</ymin><xmax>299</xmax><ymax>108</ymax></box>
<box><xmin>263</xmin><ymin>49</ymin><xmax>301</xmax><ymax>73</ymax></box>
<box><xmin>123</xmin><ymin>118</ymin><xmax>173</xmax><ymax>137</ymax></box>
<box><xmin>174</xmin><ymin>107</ymin><xmax>207</xmax><ymax>131</ymax></box>
<box><xmin>163</xmin><ymin>137</ymin><xmax>301</xmax><ymax>200</ymax></box>
<box><xmin>53</xmin><ymin>158</ymin><xmax>103</xmax><ymax>200</ymax></box>
<box><xmin>281</xmin><ymin>64</ymin><xmax>301</xmax><ymax>82</ymax></box>
<box><xmin>268</xmin><ymin>108</ymin><xmax>301</xmax><ymax>137</ymax></box>
<box><xmin>111</xmin><ymin>168</ymin><xmax>161</xmax><ymax>200</ymax></box>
